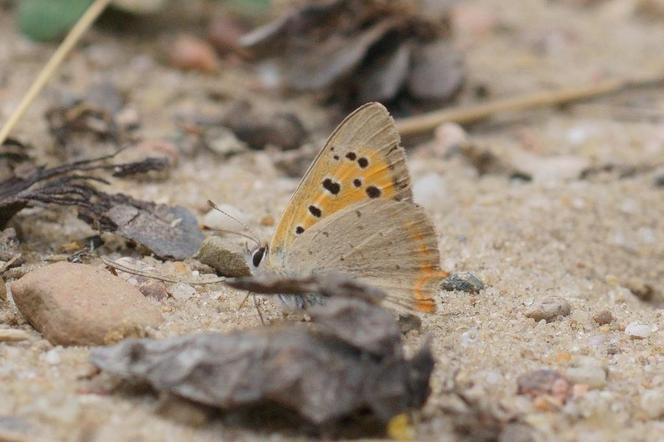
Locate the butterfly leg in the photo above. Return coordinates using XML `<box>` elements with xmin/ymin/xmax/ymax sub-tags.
<box><xmin>253</xmin><ymin>293</ymin><xmax>266</xmax><ymax>326</ymax></box>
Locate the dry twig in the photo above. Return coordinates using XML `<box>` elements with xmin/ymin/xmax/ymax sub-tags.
<box><xmin>0</xmin><ymin>0</ymin><xmax>113</xmax><ymax>146</ymax></box>
<box><xmin>396</xmin><ymin>74</ymin><xmax>664</xmax><ymax>136</ymax></box>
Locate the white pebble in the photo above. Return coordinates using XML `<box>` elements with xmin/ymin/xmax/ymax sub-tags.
<box><xmin>169</xmin><ymin>283</ymin><xmax>196</xmax><ymax>301</ymax></box>
<box><xmin>460</xmin><ymin>328</ymin><xmax>478</xmax><ymax>347</ymax></box>
<box><xmin>567</xmin><ymin>125</ymin><xmax>591</xmax><ymax>145</ymax></box>
<box><xmin>637</xmin><ymin>227</ymin><xmax>656</xmax><ymax>245</ymax></box>
<box><xmin>42</xmin><ymin>349</ymin><xmax>61</xmax><ymax>365</ymax></box>
<box><xmin>566</xmin><ymin>366</ymin><xmax>606</xmax><ymax>388</ymax></box>
<box><xmin>641</xmin><ymin>389</ymin><xmax>664</xmax><ymax>419</ymax></box>
<box><xmin>434</xmin><ymin>122</ymin><xmax>468</xmax><ymax>153</ymax></box>
<box><xmin>625</xmin><ymin>322</ymin><xmax>653</xmax><ymax>339</ymax></box>
<box><xmin>412</xmin><ymin>173</ymin><xmax>446</xmax><ymax>208</ymax></box>
<box><xmin>566</xmin><ymin>356</ymin><xmax>607</xmax><ymax>389</ymax></box>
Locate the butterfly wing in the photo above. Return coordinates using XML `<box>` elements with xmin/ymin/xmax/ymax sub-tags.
<box><xmin>269</xmin><ymin>102</ymin><xmax>412</xmax><ymax>256</ymax></box>
<box><xmin>275</xmin><ymin>199</ymin><xmax>446</xmax><ymax>313</ymax></box>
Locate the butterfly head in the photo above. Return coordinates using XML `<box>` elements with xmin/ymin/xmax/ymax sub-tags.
<box><xmin>249</xmin><ymin>242</ymin><xmax>268</xmax><ymax>270</ymax></box>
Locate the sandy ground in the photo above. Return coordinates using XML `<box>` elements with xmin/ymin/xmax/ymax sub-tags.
<box><xmin>2</xmin><ymin>0</ymin><xmax>664</xmax><ymax>440</ymax></box>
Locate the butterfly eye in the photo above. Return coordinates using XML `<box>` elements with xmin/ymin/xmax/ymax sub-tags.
<box><xmin>252</xmin><ymin>246</ymin><xmax>266</xmax><ymax>267</ymax></box>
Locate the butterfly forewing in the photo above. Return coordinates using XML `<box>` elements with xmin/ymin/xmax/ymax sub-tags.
<box><xmin>269</xmin><ymin>102</ymin><xmax>412</xmax><ymax>256</ymax></box>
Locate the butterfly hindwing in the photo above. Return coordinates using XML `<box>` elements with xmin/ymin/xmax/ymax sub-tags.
<box><xmin>275</xmin><ymin>199</ymin><xmax>446</xmax><ymax>313</ymax></box>
<box><xmin>269</xmin><ymin>102</ymin><xmax>412</xmax><ymax>256</ymax></box>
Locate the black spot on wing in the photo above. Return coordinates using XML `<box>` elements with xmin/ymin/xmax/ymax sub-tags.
<box><xmin>366</xmin><ymin>186</ymin><xmax>381</xmax><ymax>198</ymax></box>
<box><xmin>358</xmin><ymin>157</ymin><xmax>369</xmax><ymax>168</ymax></box>
<box><xmin>322</xmin><ymin>178</ymin><xmax>341</xmax><ymax>195</ymax></box>
<box><xmin>353</xmin><ymin>178</ymin><xmax>362</xmax><ymax>188</ymax></box>
<box><xmin>295</xmin><ymin>226</ymin><xmax>304</xmax><ymax>234</ymax></box>
<box><xmin>346</xmin><ymin>152</ymin><xmax>357</xmax><ymax>160</ymax></box>
<box><xmin>308</xmin><ymin>205</ymin><xmax>322</xmax><ymax>217</ymax></box>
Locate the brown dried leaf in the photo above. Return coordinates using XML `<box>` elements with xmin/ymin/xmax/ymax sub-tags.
<box><xmin>285</xmin><ymin>19</ymin><xmax>399</xmax><ymax>91</ymax></box>
<box><xmin>241</xmin><ymin>0</ymin><xmax>458</xmax><ymax>107</ymax></box>
<box><xmin>90</xmin><ymin>296</ymin><xmax>433</xmax><ymax>425</ymax></box>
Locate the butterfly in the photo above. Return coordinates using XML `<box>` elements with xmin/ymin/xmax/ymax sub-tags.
<box><xmin>248</xmin><ymin>102</ymin><xmax>447</xmax><ymax>313</ymax></box>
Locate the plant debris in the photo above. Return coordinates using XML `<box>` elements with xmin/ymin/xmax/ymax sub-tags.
<box><xmin>46</xmin><ymin>81</ymin><xmax>139</xmax><ymax>155</ymax></box>
<box><xmin>90</xmin><ymin>294</ymin><xmax>433</xmax><ymax>425</ymax></box>
<box><xmin>241</xmin><ymin>0</ymin><xmax>463</xmax><ymax>108</ymax></box>
<box><xmin>0</xmin><ymin>153</ymin><xmax>202</xmax><ymax>259</ymax></box>
<box><xmin>220</xmin><ymin>101</ymin><xmax>308</xmax><ymax>151</ymax></box>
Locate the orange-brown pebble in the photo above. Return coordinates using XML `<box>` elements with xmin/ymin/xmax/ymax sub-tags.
<box><xmin>593</xmin><ymin>310</ymin><xmax>614</xmax><ymax>325</ymax></box>
<box><xmin>260</xmin><ymin>215</ymin><xmax>275</xmax><ymax>226</ymax></box>
<box><xmin>556</xmin><ymin>352</ymin><xmax>572</xmax><ymax>364</ymax></box>
<box><xmin>533</xmin><ymin>395</ymin><xmax>561</xmax><ymax>412</ymax></box>
<box><xmin>572</xmin><ymin>383</ymin><xmax>590</xmax><ymax>398</ymax></box>
<box><xmin>170</xmin><ymin>34</ymin><xmax>220</xmax><ymax>72</ymax></box>
<box><xmin>170</xmin><ymin>261</ymin><xmax>189</xmax><ymax>274</ymax></box>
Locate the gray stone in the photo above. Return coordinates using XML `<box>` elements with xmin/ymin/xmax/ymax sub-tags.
<box><xmin>441</xmin><ymin>272</ymin><xmax>484</xmax><ymax>293</ymax></box>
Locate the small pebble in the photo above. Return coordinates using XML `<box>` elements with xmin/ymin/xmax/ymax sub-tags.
<box><xmin>205</xmin><ymin>126</ymin><xmax>247</xmax><ymax>156</ymax></box>
<box><xmin>11</xmin><ymin>262</ymin><xmax>163</xmax><ymax>346</ymax></box>
<box><xmin>169</xmin><ymin>282</ymin><xmax>196</xmax><ymax>301</ymax></box>
<box><xmin>433</xmin><ymin>122</ymin><xmax>468</xmax><ymax>155</ymax></box>
<box><xmin>460</xmin><ymin>328</ymin><xmax>479</xmax><ymax>347</ymax></box>
<box><xmin>593</xmin><ymin>310</ymin><xmax>614</xmax><ymax>325</ymax></box>
<box><xmin>260</xmin><ymin>215</ymin><xmax>275</xmax><ymax>227</ymax></box>
<box><xmin>640</xmin><ymin>388</ymin><xmax>664</xmax><ymax>419</ymax></box>
<box><xmin>170</xmin><ymin>34</ymin><xmax>219</xmax><ymax>72</ymax></box>
<box><xmin>655</xmin><ymin>174</ymin><xmax>664</xmax><ymax>187</ymax></box>
<box><xmin>517</xmin><ymin>369</ymin><xmax>570</xmax><ymax>403</ymax></box>
<box><xmin>0</xmin><ymin>328</ymin><xmax>31</xmax><ymax>342</ymax></box>
<box><xmin>196</xmin><ymin>236</ymin><xmax>250</xmax><ymax>277</ymax></box>
<box><xmin>42</xmin><ymin>348</ymin><xmax>61</xmax><ymax>365</ymax></box>
<box><xmin>156</xmin><ymin>396</ymin><xmax>212</xmax><ymax>427</ymax></box>
<box><xmin>440</xmin><ymin>272</ymin><xmax>484</xmax><ymax>293</ymax></box>
<box><xmin>625</xmin><ymin>321</ymin><xmax>652</xmax><ymax>339</ymax></box>
<box><xmin>525</xmin><ymin>296</ymin><xmax>571</xmax><ymax>322</ymax></box>
<box><xmin>412</xmin><ymin>173</ymin><xmax>447</xmax><ymax>208</ymax></box>
<box><xmin>565</xmin><ymin>356</ymin><xmax>607</xmax><ymax>388</ymax></box>
<box><xmin>138</xmin><ymin>279</ymin><xmax>169</xmax><ymax>301</ymax></box>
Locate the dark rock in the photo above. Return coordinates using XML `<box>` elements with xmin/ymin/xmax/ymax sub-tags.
<box><xmin>441</xmin><ymin>272</ymin><xmax>484</xmax><ymax>293</ymax></box>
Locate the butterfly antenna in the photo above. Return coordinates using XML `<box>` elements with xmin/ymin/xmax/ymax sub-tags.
<box><xmin>206</xmin><ymin>200</ymin><xmax>261</xmax><ymax>246</ymax></box>
<box><xmin>204</xmin><ymin>227</ymin><xmax>261</xmax><ymax>247</ymax></box>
